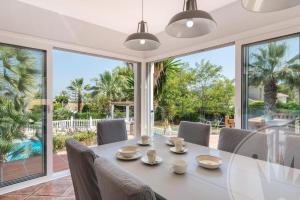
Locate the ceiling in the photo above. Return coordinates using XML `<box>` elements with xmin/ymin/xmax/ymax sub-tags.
<box><xmin>18</xmin><ymin>0</ymin><xmax>237</xmax><ymax>34</ymax></box>
<box><xmin>1</xmin><ymin>0</ymin><xmax>300</xmax><ymax>60</ymax></box>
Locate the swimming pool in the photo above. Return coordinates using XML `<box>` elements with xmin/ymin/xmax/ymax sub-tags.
<box><xmin>7</xmin><ymin>139</ymin><xmax>42</xmax><ymax>161</ymax></box>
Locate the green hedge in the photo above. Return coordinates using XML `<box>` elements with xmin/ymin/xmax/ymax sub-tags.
<box><xmin>53</xmin><ymin>131</ymin><xmax>96</xmax><ymax>153</ymax></box>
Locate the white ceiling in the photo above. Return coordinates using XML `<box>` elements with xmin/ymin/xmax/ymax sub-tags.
<box><xmin>1</xmin><ymin>0</ymin><xmax>300</xmax><ymax>60</ymax></box>
<box><xmin>17</xmin><ymin>0</ymin><xmax>237</xmax><ymax>34</ymax></box>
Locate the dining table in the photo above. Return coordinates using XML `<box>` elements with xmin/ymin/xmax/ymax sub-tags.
<box><xmin>92</xmin><ymin>135</ymin><xmax>300</xmax><ymax>200</ymax></box>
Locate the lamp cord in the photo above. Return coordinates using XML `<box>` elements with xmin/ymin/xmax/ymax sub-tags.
<box><xmin>142</xmin><ymin>0</ymin><xmax>144</xmax><ymax>20</ymax></box>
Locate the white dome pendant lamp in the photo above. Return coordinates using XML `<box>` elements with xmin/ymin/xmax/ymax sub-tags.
<box><xmin>124</xmin><ymin>0</ymin><xmax>160</xmax><ymax>51</ymax></box>
<box><xmin>242</xmin><ymin>0</ymin><xmax>300</xmax><ymax>12</ymax></box>
<box><xmin>165</xmin><ymin>0</ymin><xmax>217</xmax><ymax>38</ymax></box>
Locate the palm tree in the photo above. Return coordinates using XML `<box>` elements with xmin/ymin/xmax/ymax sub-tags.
<box><xmin>55</xmin><ymin>90</ymin><xmax>69</xmax><ymax>107</ymax></box>
<box><xmin>67</xmin><ymin>78</ymin><xmax>87</xmax><ymax>112</ymax></box>
<box><xmin>153</xmin><ymin>58</ymin><xmax>181</xmax><ymax>102</ymax></box>
<box><xmin>249</xmin><ymin>42</ymin><xmax>300</xmax><ymax>117</ymax></box>
<box><xmin>89</xmin><ymin>70</ymin><xmax>124</xmax><ymax>101</ymax></box>
<box><xmin>153</xmin><ymin>58</ymin><xmax>182</xmax><ymax>128</ymax></box>
<box><xmin>0</xmin><ymin>47</ymin><xmax>39</xmax><ymax>165</ymax></box>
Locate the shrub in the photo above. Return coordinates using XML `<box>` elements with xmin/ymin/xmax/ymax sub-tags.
<box><xmin>53</xmin><ymin>108</ymin><xmax>73</xmax><ymax>120</ymax></box>
<box><xmin>53</xmin><ymin>131</ymin><xmax>96</xmax><ymax>153</ymax></box>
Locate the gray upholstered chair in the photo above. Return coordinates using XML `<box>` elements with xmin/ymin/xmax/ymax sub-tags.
<box><xmin>178</xmin><ymin>121</ymin><xmax>210</xmax><ymax>146</ymax></box>
<box><xmin>97</xmin><ymin>119</ymin><xmax>127</xmax><ymax>145</ymax></box>
<box><xmin>94</xmin><ymin>157</ymin><xmax>157</xmax><ymax>200</ymax></box>
<box><xmin>65</xmin><ymin>139</ymin><xmax>102</xmax><ymax>200</ymax></box>
<box><xmin>284</xmin><ymin>135</ymin><xmax>300</xmax><ymax>169</ymax></box>
<box><xmin>218</xmin><ymin>128</ymin><xmax>268</xmax><ymax>161</ymax></box>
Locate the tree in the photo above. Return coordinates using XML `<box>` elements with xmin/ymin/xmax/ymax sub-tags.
<box><xmin>153</xmin><ymin>58</ymin><xmax>181</xmax><ymax>102</ymax></box>
<box><xmin>193</xmin><ymin>60</ymin><xmax>223</xmax><ymax>117</ymax></box>
<box><xmin>0</xmin><ymin>46</ymin><xmax>39</xmax><ymax>163</ymax></box>
<box><xmin>67</xmin><ymin>78</ymin><xmax>87</xmax><ymax>112</ymax></box>
<box><xmin>55</xmin><ymin>90</ymin><xmax>69</xmax><ymax>107</ymax></box>
<box><xmin>114</xmin><ymin>66</ymin><xmax>134</xmax><ymax>101</ymax></box>
<box><xmin>249</xmin><ymin>42</ymin><xmax>300</xmax><ymax>117</ymax></box>
<box><xmin>89</xmin><ymin>70</ymin><xmax>124</xmax><ymax>101</ymax></box>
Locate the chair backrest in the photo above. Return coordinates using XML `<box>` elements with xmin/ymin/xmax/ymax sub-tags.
<box><xmin>94</xmin><ymin>157</ymin><xmax>156</xmax><ymax>200</ymax></box>
<box><xmin>178</xmin><ymin>121</ymin><xmax>210</xmax><ymax>146</ymax></box>
<box><xmin>65</xmin><ymin>139</ymin><xmax>102</xmax><ymax>200</ymax></box>
<box><xmin>284</xmin><ymin>135</ymin><xmax>300</xmax><ymax>169</ymax></box>
<box><xmin>218</xmin><ymin>128</ymin><xmax>268</xmax><ymax>161</ymax></box>
<box><xmin>97</xmin><ymin>119</ymin><xmax>127</xmax><ymax>145</ymax></box>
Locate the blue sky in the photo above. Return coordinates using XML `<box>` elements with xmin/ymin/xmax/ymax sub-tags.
<box><xmin>178</xmin><ymin>45</ymin><xmax>235</xmax><ymax>80</ymax></box>
<box><xmin>53</xmin><ymin>45</ymin><xmax>235</xmax><ymax>97</ymax></box>
<box><xmin>53</xmin><ymin>50</ymin><xmax>124</xmax><ymax>97</ymax></box>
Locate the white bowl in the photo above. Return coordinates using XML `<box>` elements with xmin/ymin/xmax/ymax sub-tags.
<box><xmin>196</xmin><ymin>155</ymin><xmax>222</xmax><ymax>169</ymax></box>
<box><xmin>118</xmin><ymin>146</ymin><xmax>139</xmax><ymax>158</ymax></box>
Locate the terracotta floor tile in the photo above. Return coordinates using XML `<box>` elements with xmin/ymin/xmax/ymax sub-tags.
<box><xmin>33</xmin><ymin>182</ymin><xmax>72</xmax><ymax>197</ymax></box>
<box><xmin>9</xmin><ymin>184</ymin><xmax>44</xmax><ymax>195</ymax></box>
<box><xmin>26</xmin><ymin>196</ymin><xmax>75</xmax><ymax>200</ymax></box>
<box><xmin>0</xmin><ymin>194</ymin><xmax>28</xmax><ymax>200</ymax></box>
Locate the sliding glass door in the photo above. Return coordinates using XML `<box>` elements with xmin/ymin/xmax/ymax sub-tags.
<box><xmin>242</xmin><ymin>34</ymin><xmax>300</xmax><ymax>131</ymax></box>
<box><xmin>0</xmin><ymin>43</ymin><xmax>47</xmax><ymax>187</ymax></box>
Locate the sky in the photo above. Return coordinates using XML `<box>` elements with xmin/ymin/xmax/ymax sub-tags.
<box><xmin>53</xmin><ymin>50</ymin><xmax>125</xmax><ymax>97</ymax></box>
<box><xmin>53</xmin><ymin>46</ymin><xmax>235</xmax><ymax>97</ymax></box>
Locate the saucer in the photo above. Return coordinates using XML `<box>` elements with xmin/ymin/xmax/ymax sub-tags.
<box><xmin>141</xmin><ymin>156</ymin><xmax>163</xmax><ymax>165</ymax></box>
<box><xmin>170</xmin><ymin>147</ymin><xmax>188</xmax><ymax>154</ymax></box>
<box><xmin>137</xmin><ymin>140</ymin><xmax>151</xmax><ymax>146</ymax></box>
<box><xmin>196</xmin><ymin>155</ymin><xmax>222</xmax><ymax>169</ymax></box>
<box><xmin>116</xmin><ymin>152</ymin><xmax>142</xmax><ymax>160</ymax></box>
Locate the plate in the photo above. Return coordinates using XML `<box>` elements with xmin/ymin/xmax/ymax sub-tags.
<box><xmin>170</xmin><ymin>147</ymin><xmax>188</xmax><ymax>154</ymax></box>
<box><xmin>141</xmin><ymin>156</ymin><xmax>163</xmax><ymax>165</ymax></box>
<box><xmin>196</xmin><ymin>155</ymin><xmax>222</xmax><ymax>169</ymax></box>
<box><xmin>137</xmin><ymin>140</ymin><xmax>151</xmax><ymax>146</ymax></box>
<box><xmin>165</xmin><ymin>140</ymin><xmax>186</xmax><ymax>146</ymax></box>
<box><xmin>116</xmin><ymin>152</ymin><xmax>142</xmax><ymax>161</ymax></box>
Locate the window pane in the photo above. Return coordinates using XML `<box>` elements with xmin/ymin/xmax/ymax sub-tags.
<box><xmin>151</xmin><ymin>45</ymin><xmax>235</xmax><ymax>149</ymax></box>
<box><xmin>243</xmin><ymin>35</ymin><xmax>300</xmax><ymax>132</ymax></box>
<box><xmin>52</xmin><ymin>50</ymin><xmax>136</xmax><ymax>172</ymax></box>
<box><xmin>0</xmin><ymin>44</ymin><xmax>46</xmax><ymax>187</ymax></box>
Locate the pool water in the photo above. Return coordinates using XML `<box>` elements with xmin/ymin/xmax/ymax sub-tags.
<box><xmin>7</xmin><ymin>140</ymin><xmax>42</xmax><ymax>161</ymax></box>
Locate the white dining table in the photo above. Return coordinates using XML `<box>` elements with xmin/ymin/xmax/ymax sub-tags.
<box><xmin>92</xmin><ymin>136</ymin><xmax>300</xmax><ymax>200</ymax></box>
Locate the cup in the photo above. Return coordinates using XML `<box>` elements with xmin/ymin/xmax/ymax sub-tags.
<box><xmin>169</xmin><ymin>137</ymin><xmax>184</xmax><ymax>145</ymax></box>
<box><xmin>172</xmin><ymin>160</ymin><xmax>187</xmax><ymax>174</ymax></box>
<box><xmin>147</xmin><ymin>149</ymin><xmax>157</xmax><ymax>164</ymax></box>
<box><xmin>175</xmin><ymin>139</ymin><xmax>184</xmax><ymax>152</ymax></box>
<box><xmin>141</xmin><ymin>135</ymin><xmax>150</xmax><ymax>144</ymax></box>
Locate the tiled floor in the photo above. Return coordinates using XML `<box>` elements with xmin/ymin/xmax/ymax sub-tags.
<box><xmin>0</xmin><ymin>176</ymin><xmax>75</xmax><ymax>200</ymax></box>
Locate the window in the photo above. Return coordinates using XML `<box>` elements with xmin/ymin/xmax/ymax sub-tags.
<box><xmin>0</xmin><ymin>44</ymin><xmax>47</xmax><ymax>187</ymax></box>
<box><xmin>149</xmin><ymin>45</ymin><xmax>235</xmax><ymax>148</ymax></box>
<box><xmin>52</xmin><ymin>50</ymin><xmax>136</xmax><ymax>172</ymax></box>
<box><xmin>242</xmin><ymin>34</ymin><xmax>300</xmax><ymax>132</ymax></box>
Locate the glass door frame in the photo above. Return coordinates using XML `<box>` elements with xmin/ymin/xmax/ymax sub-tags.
<box><xmin>240</xmin><ymin>32</ymin><xmax>300</xmax><ymax>129</ymax></box>
<box><xmin>0</xmin><ymin>35</ymin><xmax>53</xmax><ymax>192</ymax></box>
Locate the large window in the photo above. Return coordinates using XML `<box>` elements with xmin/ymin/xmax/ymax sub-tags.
<box><xmin>150</xmin><ymin>45</ymin><xmax>235</xmax><ymax>148</ymax></box>
<box><xmin>0</xmin><ymin>44</ymin><xmax>47</xmax><ymax>187</ymax></box>
<box><xmin>242</xmin><ymin>34</ymin><xmax>300</xmax><ymax>131</ymax></box>
<box><xmin>52</xmin><ymin>50</ymin><xmax>136</xmax><ymax>172</ymax></box>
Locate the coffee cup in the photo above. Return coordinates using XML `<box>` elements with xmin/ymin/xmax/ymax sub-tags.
<box><xmin>175</xmin><ymin>139</ymin><xmax>184</xmax><ymax>152</ymax></box>
<box><xmin>141</xmin><ymin>135</ymin><xmax>150</xmax><ymax>144</ymax></box>
<box><xmin>169</xmin><ymin>137</ymin><xmax>184</xmax><ymax>145</ymax></box>
<box><xmin>172</xmin><ymin>160</ymin><xmax>187</xmax><ymax>174</ymax></box>
<box><xmin>147</xmin><ymin>149</ymin><xmax>156</xmax><ymax>164</ymax></box>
